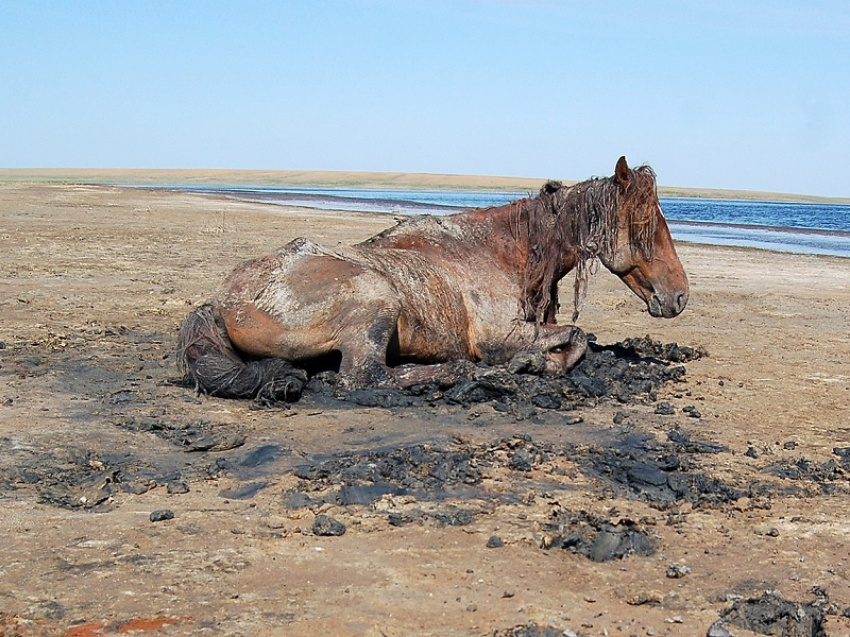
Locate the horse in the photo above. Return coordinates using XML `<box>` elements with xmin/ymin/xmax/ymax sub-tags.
<box><xmin>178</xmin><ymin>156</ymin><xmax>689</xmax><ymax>401</ymax></box>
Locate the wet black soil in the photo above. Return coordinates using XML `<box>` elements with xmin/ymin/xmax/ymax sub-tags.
<box><xmin>299</xmin><ymin>335</ymin><xmax>704</xmax><ymax>413</ymax></box>
<box><xmin>5</xmin><ymin>332</ymin><xmax>843</xmax><ymax>521</ymax></box>
<box><xmin>714</xmin><ymin>590</ymin><xmax>831</xmax><ymax>637</ymax></box>
<box><xmin>4</xmin><ymin>325</ymin><xmax>850</xmax><ymax>634</ymax></box>
<box><xmin>279</xmin><ymin>426</ymin><xmax>745</xmax><ymax>521</ymax></box>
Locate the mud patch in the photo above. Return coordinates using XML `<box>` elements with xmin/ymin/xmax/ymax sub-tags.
<box><xmin>291</xmin><ymin>441</ymin><xmax>484</xmax><ymax>494</ymax></box>
<box><xmin>2</xmin><ymin>444</ymin><xmax>144</xmax><ymax>511</ymax></box>
<box><xmin>713</xmin><ymin>591</ymin><xmax>829</xmax><ymax>637</ymax></box>
<box><xmin>114</xmin><ymin>415</ymin><xmax>247</xmax><ymax>452</ymax></box>
<box><xmin>284</xmin><ymin>440</ymin><xmax>491</xmax><ymax>525</ymax></box>
<box><xmin>0</xmin><ymin>433</ymin><xmax>272</xmax><ymax>510</ymax></box>
<box><xmin>0</xmin><ymin>330</ymin><xmax>737</xmax><ymax>524</ymax></box>
<box><xmin>288</xmin><ymin>336</ymin><xmax>701</xmax><ymax>412</ymax></box>
<box><xmin>283</xmin><ymin>429</ymin><xmax>741</xmax><ymax>529</ymax></box>
<box><xmin>763</xmin><ymin>448</ymin><xmax>850</xmax><ymax>495</ymax></box>
<box><xmin>541</xmin><ymin>509</ymin><xmax>656</xmax><ymax>561</ymax></box>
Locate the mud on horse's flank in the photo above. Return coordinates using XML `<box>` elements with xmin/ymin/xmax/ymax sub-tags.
<box><xmin>178</xmin><ymin>156</ymin><xmax>689</xmax><ymax>401</ymax></box>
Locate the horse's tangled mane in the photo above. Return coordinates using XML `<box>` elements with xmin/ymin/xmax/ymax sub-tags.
<box><xmin>521</xmin><ymin>165</ymin><xmax>659</xmax><ymax>324</ymax></box>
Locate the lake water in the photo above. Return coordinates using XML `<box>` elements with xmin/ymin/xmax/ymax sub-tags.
<box><xmin>183</xmin><ymin>186</ymin><xmax>850</xmax><ymax>259</ymax></box>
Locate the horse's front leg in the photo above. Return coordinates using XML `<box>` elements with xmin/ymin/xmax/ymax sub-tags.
<box><xmin>521</xmin><ymin>324</ymin><xmax>588</xmax><ymax>374</ymax></box>
<box><xmin>337</xmin><ymin>310</ymin><xmax>475</xmax><ymax>389</ymax></box>
<box><xmin>387</xmin><ymin>360</ymin><xmax>476</xmax><ymax>389</ymax></box>
<box><xmin>541</xmin><ymin>326</ymin><xmax>588</xmax><ymax>374</ymax></box>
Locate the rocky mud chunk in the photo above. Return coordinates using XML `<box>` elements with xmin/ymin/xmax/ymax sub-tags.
<box><xmin>584</xmin><ymin>432</ymin><xmax>742</xmax><ymax>509</ymax></box>
<box><xmin>542</xmin><ymin>510</ymin><xmax>656</xmax><ymax>562</ymax></box>
<box><xmin>714</xmin><ymin>591</ymin><xmax>828</xmax><ymax>637</ymax></box>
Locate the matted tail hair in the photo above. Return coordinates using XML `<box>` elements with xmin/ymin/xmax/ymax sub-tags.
<box><xmin>177</xmin><ymin>303</ymin><xmax>307</xmax><ymax>402</ymax></box>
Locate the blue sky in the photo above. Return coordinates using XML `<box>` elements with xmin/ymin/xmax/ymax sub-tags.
<box><xmin>1</xmin><ymin>1</ymin><xmax>848</xmax><ymax>196</ymax></box>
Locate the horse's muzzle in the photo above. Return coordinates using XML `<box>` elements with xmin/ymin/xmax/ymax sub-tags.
<box><xmin>649</xmin><ymin>290</ymin><xmax>689</xmax><ymax>318</ymax></box>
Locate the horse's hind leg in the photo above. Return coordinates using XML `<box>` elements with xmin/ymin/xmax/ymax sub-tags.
<box><xmin>179</xmin><ymin>303</ymin><xmax>308</xmax><ymax>401</ymax></box>
<box><xmin>334</xmin><ymin>305</ymin><xmax>401</xmax><ymax>388</ymax></box>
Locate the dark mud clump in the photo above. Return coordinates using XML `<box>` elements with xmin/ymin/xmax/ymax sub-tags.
<box><xmin>541</xmin><ymin>510</ymin><xmax>656</xmax><ymax>562</ymax></box>
<box><xmin>493</xmin><ymin>624</ymin><xmax>571</xmax><ymax>637</ymax></box>
<box><xmin>284</xmin><ymin>430</ymin><xmax>741</xmax><ymax>527</ymax></box>
<box><xmin>763</xmin><ymin>448</ymin><xmax>850</xmax><ymax>495</ymax></box>
<box><xmin>713</xmin><ymin>591</ymin><xmax>828</xmax><ymax>637</ymax></box>
<box><xmin>583</xmin><ymin>429</ymin><xmax>742</xmax><ymax>509</ymax></box>
<box><xmin>611</xmin><ymin>335</ymin><xmax>707</xmax><ymax>363</ymax></box>
<box><xmin>300</xmin><ymin>336</ymin><xmax>701</xmax><ymax>411</ymax></box>
<box><xmin>312</xmin><ymin>514</ymin><xmax>346</xmax><ymax>536</ymax></box>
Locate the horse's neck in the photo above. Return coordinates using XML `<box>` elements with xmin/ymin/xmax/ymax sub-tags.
<box><xmin>447</xmin><ymin>202</ymin><xmax>539</xmax><ymax>278</ymax></box>
<box><xmin>516</xmin><ymin>187</ymin><xmax>588</xmax><ymax>323</ymax></box>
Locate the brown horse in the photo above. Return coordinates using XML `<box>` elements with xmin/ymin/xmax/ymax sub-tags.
<box><xmin>178</xmin><ymin>156</ymin><xmax>688</xmax><ymax>401</ymax></box>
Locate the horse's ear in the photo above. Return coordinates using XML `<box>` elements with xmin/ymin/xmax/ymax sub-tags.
<box><xmin>615</xmin><ymin>156</ymin><xmax>631</xmax><ymax>190</ymax></box>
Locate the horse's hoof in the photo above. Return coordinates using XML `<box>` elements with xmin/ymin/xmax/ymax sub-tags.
<box><xmin>507</xmin><ymin>350</ymin><xmax>547</xmax><ymax>375</ymax></box>
<box><xmin>568</xmin><ymin>326</ymin><xmax>588</xmax><ymax>348</ymax></box>
<box><xmin>544</xmin><ymin>329</ymin><xmax>588</xmax><ymax>374</ymax></box>
<box><xmin>258</xmin><ymin>374</ymin><xmax>305</xmax><ymax>403</ymax></box>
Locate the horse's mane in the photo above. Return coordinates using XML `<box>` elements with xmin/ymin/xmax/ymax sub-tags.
<box><xmin>521</xmin><ymin>165</ymin><xmax>659</xmax><ymax>324</ymax></box>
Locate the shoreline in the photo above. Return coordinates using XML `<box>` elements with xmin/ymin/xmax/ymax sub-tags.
<box><xmin>1</xmin><ymin>167</ymin><xmax>848</xmax><ymax>205</ymax></box>
<box><xmin>5</xmin><ymin>176</ymin><xmax>848</xmax><ymax>257</ymax></box>
<box><xmin>190</xmin><ymin>186</ymin><xmax>850</xmax><ymax>237</ymax></box>
<box><xmin>164</xmin><ymin>184</ymin><xmax>850</xmax><ymax>260</ymax></box>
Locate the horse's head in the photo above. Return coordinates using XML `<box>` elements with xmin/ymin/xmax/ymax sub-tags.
<box><xmin>600</xmin><ymin>157</ymin><xmax>689</xmax><ymax>318</ymax></box>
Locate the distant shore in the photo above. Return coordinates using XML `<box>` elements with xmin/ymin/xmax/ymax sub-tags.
<box><xmin>1</xmin><ymin>167</ymin><xmax>848</xmax><ymax>205</ymax></box>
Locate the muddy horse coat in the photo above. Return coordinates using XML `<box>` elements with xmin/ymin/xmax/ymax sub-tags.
<box><xmin>179</xmin><ymin>157</ymin><xmax>689</xmax><ymax>400</ymax></box>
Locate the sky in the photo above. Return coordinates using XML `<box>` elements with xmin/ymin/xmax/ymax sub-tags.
<box><xmin>1</xmin><ymin>1</ymin><xmax>849</xmax><ymax>197</ymax></box>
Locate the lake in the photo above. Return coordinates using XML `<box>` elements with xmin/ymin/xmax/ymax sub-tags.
<box><xmin>180</xmin><ymin>186</ymin><xmax>850</xmax><ymax>259</ymax></box>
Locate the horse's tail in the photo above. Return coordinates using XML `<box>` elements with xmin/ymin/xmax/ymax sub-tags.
<box><xmin>177</xmin><ymin>302</ymin><xmax>307</xmax><ymax>402</ymax></box>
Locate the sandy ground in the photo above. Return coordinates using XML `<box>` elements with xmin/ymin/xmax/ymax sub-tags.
<box><xmin>1</xmin><ymin>183</ymin><xmax>849</xmax><ymax>637</ymax></box>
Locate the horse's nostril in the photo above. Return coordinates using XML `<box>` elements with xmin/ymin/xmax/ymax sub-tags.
<box><xmin>648</xmin><ymin>294</ymin><xmax>663</xmax><ymax>317</ymax></box>
<box><xmin>676</xmin><ymin>292</ymin><xmax>688</xmax><ymax>314</ymax></box>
